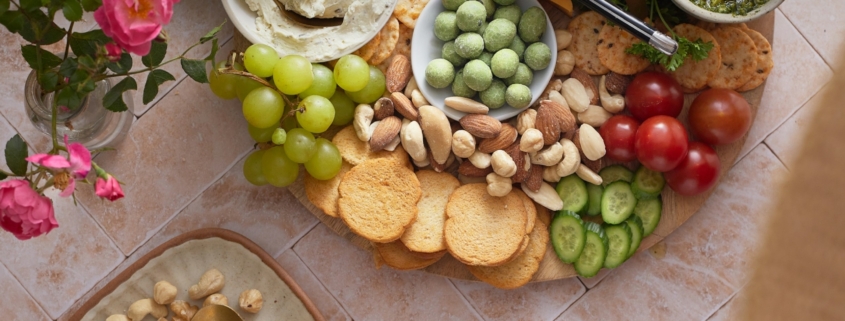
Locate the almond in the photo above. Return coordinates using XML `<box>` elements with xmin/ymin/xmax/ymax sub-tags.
<box><xmin>506</xmin><ymin>143</ymin><xmax>530</xmax><ymax>183</ymax></box>
<box><xmin>535</xmin><ymin>103</ymin><xmax>561</xmax><ymax>145</ymax></box>
<box><xmin>373</xmin><ymin>97</ymin><xmax>394</xmax><ymax>120</ymax></box>
<box><xmin>390</xmin><ymin>92</ymin><xmax>418</xmax><ymax>121</ymax></box>
<box><xmin>570</xmin><ymin>67</ymin><xmax>599</xmax><ymax>105</ymax></box>
<box><xmin>459</xmin><ymin>114</ymin><xmax>502</xmax><ymax>138</ymax></box>
<box><xmin>478</xmin><ymin>123</ymin><xmax>517</xmax><ymax>153</ymax></box>
<box><xmin>385</xmin><ymin>55</ymin><xmax>412</xmax><ymax>93</ymax></box>
<box><xmin>524</xmin><ymin>163</ymin><xmax>544</xmax><ymax>192</ymax></box>
<box><xmin>369</xmin><ymin>116</ymin><xmax>401</xmax><ymax>151</ymax></box>
<box><xmin>605</xmin><ymin>71</ymin><xmax>631</xmax><ymax>95</ymax></box>
<box><xmin>458</xmin><ymin>160</ymin><xmax>493</xmax><ymax>177</ymax></box>
<box><xmin>445</xmin><ymin>96</ymin><xmax>489</xmax><ymax>114</ymax></box>
<box><xmin>543</xmin><ymin>99</ymin><xmax>577</xmax><ymax>133</ymax></box>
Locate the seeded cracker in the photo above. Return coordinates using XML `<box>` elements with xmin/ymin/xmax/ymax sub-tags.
<box><xmin>467</xmin><ymin>220</ymin><xmax>549</xmax><ymax>289</ymax></box>
<box><xmin>377</xmin><ymin>22</ymin><xmax>414</xmax><ymax>74</ymax></box>
<box><xmin>667</xmin><ymin>24</ymin><xmax>722</xmax><ymax>93</ymax></box>
<box><xmin>567</xmin><ymin>11</ymin><xmax>610</xmax><ymax>75</ymax></box>
<box><xmin>370</xmin><ymin>17</ymin><xmax>400</xmax><ymax>65</ymax></box>
<box><xmin>372</xmin><ymin>240</ymin><xmax>445</xmax><ymax>270</ymax></box>
<box><xmin>706</xmin><ymin>27</ymin><xmax>757</xmax><ymax>90</ymax></box>
<box><xmin>395</xmin><ymin>0</ymin><xmax>430</xmax><ymax>29</ymax></box>
<box><xmin>304</xmin><ymin>161</ymin><xmax>354</xmax><ymax>217</ymax></box>
<box><xmin>331</xmin><ymin>125</ymin><xmax>411</xmax><ymax>167</ymax></box>
<box><xmin>400</xmin><ymin>170</ymin><xmax>460</xmax><ymax>253</ymax></box>
<box><xmin>597</xmin><ymin>24</ymin><xmax>651</xmax><ymax>75</ymax></box>
<box><xmin>737</xmin><ymin>28</ymin><xmax>773</xmax><ymax>92</ymax></box>
<box><xmin>354</xmin><ymin>31</ymin><xmax>381</xmax><ymax>62</ymax></box>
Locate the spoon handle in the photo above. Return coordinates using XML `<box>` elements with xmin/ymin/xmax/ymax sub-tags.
<box><xmin>577</xmin><ymin>0</ymin><xmax>678</xmax><ymax>55</ymax></box>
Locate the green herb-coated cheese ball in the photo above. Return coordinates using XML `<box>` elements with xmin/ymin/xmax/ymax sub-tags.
<box><xmin>493</xmin><ymin>0</ymin><xmax>516</xmax><ymax>5</ymax></box>
<box><xmin>426</xmin><ymin>58</ymin><xmax>456</xmax><ymax>89</ymax></box>
<box><xmin>442</xmin><ymin>0</ymin><xmax>467</xmax><ymax>11</ymax></box>
<box><xmin>478</xmin><ymin>21</ymin><xmax>489</xmax><ymax>35</ymax></box>
<box><xmin>480</xmin><ymin>0</ymin><xmax>497</xmax><ymax>19</ymax></box>
<box><xmin>462</xmin><ymin>59</ymin><xmax>493</xmax><ymax>92</ymax></box>
<box><xmin>509</xmin><ymin>36</ymin><xmax>526</xmax><ymax>60</ymax></box>
<box><xmin>518</xmin><ymin>6</ymin><xmax>547</xmax><ymax>43</ymax></box>
<box><xmin>434</xmin><ymin>11</ymin><xmax>460</xmax><ymax>42</ymax></box>
<box><xmin>478</xmin><ymin>51</ymin><xmax>494</xmax><ymax>67</ymax></box>
<box><xmin>483</xmin><ymin>19</ymin><xmax>516</xmax><ymax>52</ymax></box>
<box><xmin>454</xmin><ymin>32</ymin><xmax>485</xmax><ymax>59</ymax></box>
<box><xmin>480</xmin><ymin>79</ymin><xmax>507</xmax><ymax>109</ymax></box>
<box><xmin>491</xmin><ymin>49</ymin><xmax>520</xmax><ymax>78</ymax></box>
<box><xmin>493</xmin><ymin>4</ymin><xmax>521</xmax><ymax>25</ymax></box>
<box><xmin>452</xmin><ymin>69</ymin><xmax>477</xmax><ymax>98</ymax></box>
<box><xmin>506</xmin><ymin>84</ymin><xmax>532</xmax><ymax>108</ymax></box>
<box><xmin>524</xmin><ymin>42</ymin><xmax>552</xmax><ymax>70</ymax></box>
<box><xmin>442</xmin><ymin>41</ymin><xmax>468</xmax><ymax>67</ymax></box>
<box><xmin>456</xmin><ymin>1</ymin><xmax>487</xmax><ymax>32</ymax></box>
<box><xmin>505</xmin><ymin>63</ymin><xmax>533</xmax><ymax>86</ymax></box>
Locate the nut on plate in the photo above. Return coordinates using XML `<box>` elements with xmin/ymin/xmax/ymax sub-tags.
<box><xmin>545</xmin><ymin>99</ymin><xmax>578</xmax><ymax>132</ymax></box>
<box><xmin>418</xmin><ymin>105</ymin><xmax>452</xmax><ymax>165</ymax></box>
<box><xmin>445</xmin><ymin>96</ymin><xmax>489</xmax><ymax>114</ymax></box>
<box><xmin>578</xmin><ymin>105</ymin><xmax>613</xmax><ymax>127</ymax></box>
<box><xmin>370</xmin><ymin>116</ymin><xmax>402</xmax><ymax>151</ymax></box>
<box><xmin>390</xmin><ymin>91</ymin><xmax>419</xmax><ymax>121</ymax></box>
<box><xmin>556</xmin><ymin>138</ymin><xmax>580</xmax><ymax>177</ymax></box>
<box><xmin>486</xmin><ymin>173</ymin><xmax>513</xmax><ymax>197</ymax></box>
<box><xmin>521</xmin><ymin>183</ymin><xmax>564</xmax><ymax>211</ymax></box>
<box><xmin>555</xmin><ymin>29</ymin><xmax>573</xmax><ymax>50</ymax></box>
<box><xmin>373</xmin><ymin>97</ymin><xmax>395</xmax><ymax>120</ymax></box>
<box><xmin>604</xmin><ymin>71</ymin><xmax>631</xmax><ymax>95</ymax></box>
<box><xmin>411</xmin><ymin>89</ymin><xmax>429</xmax><ymax>108</ymax></box>
<box><xmin>535</xmin><ymin>103</ymin><xmax>561</xmax><ymax>145</ymax></box>
<box><xmin>576</xmin><ymin>163</ymin><xmax>603</xmax><ymax>185</ymax></box>
<box><xmin>478</xmin><ymin>124</ymin><xmax>518</xmax><ymax>153</ymax></box>
<box><xmin>386</xmin><ymin>55</ymin><xmax>412</xmax><ymax>93</ymax></box>
<box><xmin>516</xmin><ymin>108</ymin><xmax>537</xmax><ymax>135</ymax></box>
<box><xmin>153</xmin><ymin>281</ymin><xmax>177</xmax><ymax>305</ymax></box>
<box><xmin>554</xmin><ymin>50</ymin><xmax>575</xmax><ymax>76</ymax></box>
<box><xmin>491</xmin><ymin>150</ymin><xmax>517</xmax><ymax>178</ymax></box>
<box><xmin>404</xmin><ymin>77</ymin><xmax>419</xmax><ymax>98</ymax></box>
<box><xmin>400</xmin><ymin>119</ymin><xmax>427</xmax><ymax>163</ymax></box>
<box><xmin>578</xmin><ymin>124</ymin><xmax>606</xmax><ymax>161</ymax></box>
<box><xmin>451</xmin><ymin>130</ymin><xmax>476</xmax><ymax>158</ymax></box>
<box><xmin>520</xmin><ymin>128</ymin><xmax>544</xmax><ymax>153</ymax></box>
<box><xmin>188</xmin><ymin>268</ymin><xmax>225</xmax><ymax>300</ymax></box>
<box><xmin>524</xmin><ymin>163</ymin><xmax>545</xmax><ymax>192</ymax></box>
<box><xmin>127</xmin><ymin>298</ymin><xmax>168</xmax><ymax>321</ymax></box>
<box><xmin>459</xmin><ymin>160</ymin><xmax>493</xmax><ymax>177</ymax></box>
<box><xmin>170</xmin><ymin>300</ymin><xmax>199</xmax><ymax>321</ymax></box>
<box><xmin>562</xmin><ymin>78</ymin><xmax>590</xmax><ymax>113</ymax></box>
<box><xmin>239</xmin><ymin>289</ymin><xmax>264</xmax><ymax>314</ymax></box>
<box><xmin>203</xmin><ymin>293</ymin><xmax>229</xmax><ymax>307</ymax></box>
<box><xmin>459</xmin><ymin>113</ymin><xmax>502</xmax><ymax>138</ymax></box>
<box><xmin>353</xmin><ymin>104</ymin><xmax>375</xmax><ymax>142</ymax></box>
<box><xmin>507</xmin><ymin>143</ymin><xmax>531</xmax><ymax>183</ymax></box>
<box><xmin>570</xmin><ymin>67</ymin><xmax>599</xmax><ymax>105</ymax></box>
<box><xmin>531</xmin><ymin>142</ymin><xmax>565</xmax><ymax>166</ymax></box>
<box><xmin>468</xmin><ymin>150</ymin><xmax>492</xmax><ymax>169</ymax></box>
<box><xmin>599</xmin><ymin>75</ymin><xmax>626</xmax><ymax>113</ymax></box>
<box><xmin>106</xmin><ymin>315</ymin><xmax>129</xmax><ymax>321</ymax></box>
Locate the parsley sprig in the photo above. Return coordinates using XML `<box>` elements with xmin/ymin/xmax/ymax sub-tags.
<box><xmin>625</xmin><ymin>0</ymin><xmax>714</xmax><ymax>71</ymax></box>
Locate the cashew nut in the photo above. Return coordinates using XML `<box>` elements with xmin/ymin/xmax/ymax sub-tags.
<box><xmin>556</xmin><ymin>138</ymin><xmax>580</xmax><ymax>177</ymax></box>
<box><xmin>404</xmin><ymin>77</ymin><xmax>419</xmax><ymax>98</ymax></box>
<box><xmin>516</xmin><ymin>108</ymin><xmax>537</xmax><ymax>135</ymax></box>
<box><xmin>127</xmin><ymin>298</ymin><xmax>167</xmax><ymax>321</ymax></box>
<box><xmin>486</xmin><ymin>173</ymin><xmax>513</xmax><ymax>197</ymax></box>
<box><xmin>531</xmin><ymin>142</ymin><xmax>565</xmax><ymax>166</ymax></box>
<box><xmin>562</xmin><ymin>78</ymin><xmax>590</xmax><ymax>113</ymax></box>
<box><xmin>555</xmin><ymin>29</ymin><xmax>573</xmax><ymax>51</ymax></box>
<box><xmin>577</xmin><ymin>105</ymin><xmax>613</xmax><ymax>127</ymax></box>
<box><xmin>599</xmin><ymin>75</ymin><xmax>625</xmax><ymax>113</ymax></box>
<box><xmin>353</xmin><ymin>104</ymin><xmax>375</xmax><ymax>142</ymax></box>
<box><xmin>543</xmin><ymin>166</ymin><xmax>562</xmax><ymax>182</ymax></box>
<box><xmin>153</xmin><ymin>281</ymin><xmax>177</xmax><ymax>305</ymax></box>
<box><xmin>106</xmin><ymin>315</ymin><xmax>129</xmax><ymax>321</ymax></box>
<box><xmin>554</xmin><ymin>50</ymin><xmax>575</xmax><ymax>76</ymax></box>
<box><xmin>188</xmin><ymin>268</ymin><xmax>225</xmax><ymax>300</ymax></box>
<box><xmin>520</xmin><ymin>128</ymin><xmax>544</xmax><ymax>153</ymax></box>
<box><xmin>170</xmin><ymin>300</ymin><xmax>199</xmax><ymax>321</ymax></box>
<box><xmin>413</xmin><ymin>156</ymin><xmax>431</xmax><ymax>168</ymax></box>
<box><xmin>400</xmin><ymin>119</ymin><xmax>427</xmax><ymax>163</ymax></box>
<box><xmin>411</xmin><ymin>89</ymin><xmax>429</xmax><ymax>108</ymax></box>
<box><xmin>203</xmin><ymin>293</ymin><xmax>229</xmax><ymax>307</ymax></box>
<box><xmin>576</xmin><ymin>164</ymin><xmax>603</xmax><ymax>185</ymax></box>
<box><xmin>239</xmin><ymin>289</ymin><xmax>264</xmax><ymax>314</ymax></box>
<box><xmin>451</xmin><ymin>130</ymin><xmax>476</xmax><ymax>158</ymax></box>
<box><xmin>468</xmin><ymin>151</ymin><xmax>491</xmax><ymax>169</ymax></box>
<box><xmin>491</xmin><ymin>150</ymin><xmax>517</xmax><ymax>177</ymax></box>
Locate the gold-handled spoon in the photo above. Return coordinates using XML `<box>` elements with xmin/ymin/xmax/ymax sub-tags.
<box><xmin>273</xmin><ymin>0</ymin><xmax>344</xmax><ymax>27</ymax></box>
<box><xmin>192</xmin><ymin>305</ymin><xmax>245</xmax><ymax>321</ymax></box>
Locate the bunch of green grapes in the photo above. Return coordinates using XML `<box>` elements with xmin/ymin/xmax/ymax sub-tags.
<box><xmin>208</xmin><ymin>45</ymin><xmax>388</xmax><ymax>187</ymax></box>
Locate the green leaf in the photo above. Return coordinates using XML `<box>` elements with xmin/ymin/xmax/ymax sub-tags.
<box><xmin>0</xmin><ymin>171</ymin><xmax>6</xmax><ymax>180</ymax></box>
<box><xmin>4</xmin><ymin>134</ymin><xmax>28</xmax><ymax>176</ymax></box>
<box><xmin>69</xmin><ymin>29</ymin><xmax>110</xmax><ymax>57</ymax></box>
<box><xmin>38</xmin><ymin>71</ymin><xmax>59</xmax><ymax>92</ymax></box>
<box><xmin>204</xmin><ymin>38</ymin><xmax>219</xmax><ymax>64</ymax></box>
<box><xmin>141</xmin><ymin>41</ymin><xmax>167</xmax><ymax>68</ymax></box>
<box><xmin>106</xmin><ymin>53</ymin><xmax>132</xmax><ymax>74</ymax></box>
<box><xmin>21</xmin><ymin>45</ymin><xmax>63</xmax><ymax>70</ymax></box>
<box><xmin>56</xmin><ymin>86</ymin><xmax>83</xmax><ymax>110</ymax></box>
<box><xmin>200</xmin><ymin>21</ymin><xmax>226</xmax><ymax>44</ymax></box>
<box><xmin>80</xmin><ymin>0</ymin><xmax>101</xmax><ymax>11</ymax></box>
<box><xmin>0</xmin><ymin>0</ymin><xmax>10</xmax><ymax>16</ymax></box>
<box><xmin>69</xmin><ymin>69</ymin><xmax>95</xmax><ymax>94</ymax></box>
<box><xmin>103</xmin><ymin>77</ymin><xmax>136</xmax><ymax>112</ymax></box>
<box><xmin>0</xmin><ymin>11</ymin><xmax>25</xmax><ymax>33</ymax></box>
<box><xmin>181</xmin><ymin>59</ymin><xmax>208</xmax><ymax>83</ymax></box>
<box><xmin>143</xmin><ymin>69</ymin><xmax>175</xmax><ymax>104</ymax></box>
<box><xmin>19</xmin><ymin>0</ymin><xmax>41</xmax><ymax>11</ymax></box>
<box><xmin>62</xmin><ymin>0</ymin><xmax>82</xmax><ymax>21</ymax></box>
<box><xmin>59</xmin><ymin>57</ymin><xmax>78</xmax><ymax>78</ymax></box>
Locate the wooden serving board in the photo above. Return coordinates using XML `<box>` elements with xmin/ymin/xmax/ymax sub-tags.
<box><xmin>284</xmin><ymin>5</ymin><xmax>774</xmax><ymax>281</ymax></box>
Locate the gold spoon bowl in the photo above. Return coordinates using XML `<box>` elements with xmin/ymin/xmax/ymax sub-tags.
<box><xmin>192</xmin><ymin>305</ymin><xmax>245</xmax><ymax>321</ymax></box>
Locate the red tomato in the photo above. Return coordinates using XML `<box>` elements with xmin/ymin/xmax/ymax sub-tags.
<box><xmin>600</xmin><ymin>115</ymin><xmax>640</xmax><ymax>162</ymax></box>
<box><xmin>635</xmin><ymin>115</ymin><xmax>689</xmax><ymax>172</ymax></box>
<box><xmin>688</xmin><ymin>88</ymin><xmax>752</xmax><ymax>145</ymax></box>
<box><xmin>664</xmin><ymin>142</ymin><xmax>721</xmax><ymax>196</ymax></box>
<box><xmin>625</xmin><ymin>72</ymin><xmax>685</xmax><ymax>121</ymax></box>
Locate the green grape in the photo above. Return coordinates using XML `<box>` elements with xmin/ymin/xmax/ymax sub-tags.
<box><xmin>235</xmin><ymin>77</ymin><xmax>266</xmax><ymax>102</ymax></box>
<box><xmin>346</xmin><ymin>66</ymin><xmax>386</xmax><ymax>104</ymax></box>
<box><xmin>242</xmin><ymin>87</ymin><xmax>284</xmax><ymax>129</ymax></box>
<box><xmin>273</xmin><ymin>55</ymin><xmax>313</xmax><ymax>95</ymax></box>
<box><xmin>295</xmin><ymin>95</ymin><xmax>335</xmax><ymax>133</ymax></box>
<box><xmin>243</xmin><ymin>44</ymin><xmax>280</xmax><ymax>78</ymax></box>
<box><xmin>284</xmin><ymin>128</ymin><xmax>317</xmax><ymax>163</ymax></box>
<box><xmin>260</xmin><ymin>146</ymin><xmax>299</xmax><ymax>187</ymax></box>
<box><xmin>271</xmin><ymin>128</ymin><xmax>287</xmax><ymax>145</ymax></box>
<box><xmin>248</xmin><ymin>124</ymin><xmax>276</xmax><ymax>143</ymax></box>
<box><xmin>243</xmin><ymin>150</ymin><xmax>268</xmax><ymax>186</ymax></box>
<box><xmin>333</xmin><ymin>54</ymin><xmax>370</xmax><ymax>92</ymax></box>
<box><xmin>329</xmin><ymin>90</ymin><xmax>355</xmax><ymax>126</ymax></box>
<box><xmin>299</xmin><ymin>64</ymin><xmax>337</xmax><ymax>99</ymax></box>
<box><xmin>281</xmin><ymin>115</ymin><xmax>299</xmax><ymax>131</ymax></box>
<box><xmin>209</xmin><ymin>61</ymin><xmax>244</xmax><ymax>100</ymax></box>
<box><xmin>304</xmin><ymin>138</ymin><xmax>342</xmax><ymax>180</ymax></box>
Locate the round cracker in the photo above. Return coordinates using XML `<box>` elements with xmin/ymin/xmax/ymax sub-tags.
<box><xmin>467</xmin><ymin>220</ymin><xmax>549</xmax><ymax>289</ymax></box>
<box><xmin>370</xmin><ymin>17</ymin><xmax>400</xmax><ymax>65</ymax></box>
<box><xmin>667</xmin><ymin>24</ymin><xmax>722</xmax><ymax>92</ymax></box>
<box><xmin>373</xmin><ymin>240</ymin><xmax>444</xmax><ymax>270</ymax></box>
<box><xmin>737</xmin><ymin>28</ymin><xmax>773</xmax><ymax>92</ymax></box>
<box><xmin>354</xmin><ymin>32</ymin><xmax>381</xmax><ymax>62</ymax></box>
<box><xmin>707</xmin><ymin>27</ymin><xmax>757</xmax><ymax>90</ymax></box>
<box><xmin>304</xmin><ymin>161</ymin><xmax>354</xmax><ymax>217</ymax></box>
<box><xmin>567</xmin><ymin>11</ymin><xmax>610</xmax><ymax>75</ymax></box>
<box><xmin>400</xmin><ymin>170</ymin><xmax>461</xmax><ymax>253</ymax></box>
<box><xmin>338</xmin><ymin>158</ymin><xmax>421</xmax><ymax>243</ymax></box>
<box><xmin>597</xmin><ymin>25</ymin><xmax>651</xmax><ymax>75</ymax></box>
<box><xmin>512</xmin><ymin>188</ymin><xmax>538</xmax><ymax>235</ymax></box>
<box><xmin>331</xmin><ymin>125</ymin><xmax>410</xmax><ymax>167</ymax></box>
<box><xmin>395</xmin><ymin>0</ymin><xmax>430</xmax><ymax>29</ymax></box>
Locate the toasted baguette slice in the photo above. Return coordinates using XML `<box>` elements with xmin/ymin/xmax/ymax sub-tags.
<box><xmin>304</xmin><ymin>161</ymin><xmax>354</xmax><ymax>217</ymax></box>
<box><xmin>513</xmin><ymin>189</ymin><xmax>538</xmax><ymax>235</ymax></box>
<box><xmin>373</xmin><ymin>240</ymin><xmax>445</xmax><ymax>270</ymax></box>
<box><xmin>400</xmin><ymin>170</ymin><xmax>461</xmax><ymax>253</ymax></box>
<box><xmin>468</xmin><ymin>220</ymin><xmax>550</xmax><ymax>289</ymax></box>
<box><xmin>332</xmin><ymin>125</ymin><xmax>411</xmax><ymax>167</ymax></box>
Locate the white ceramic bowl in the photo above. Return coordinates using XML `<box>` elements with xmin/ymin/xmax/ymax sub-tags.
<box><xmin>671</xmin><ymin>0</ymin><xmax>783</xmax><ymax>23</ymax></box>
<box><xmin>220</xmin><ymin>0</ymin><xmax>397</xmax><ymax>62</ymax></box>
<box><xmin>411</xmin><ymin>0</ymin><xmax>557</xmax><ymax>121</ymax></box>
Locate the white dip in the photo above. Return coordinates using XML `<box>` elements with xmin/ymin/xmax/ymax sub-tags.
<box><xmin>245</xmin><ymin>0</ymin><xmax>393</xmax><ymax>62</ymax></box>
<box><xmin>279</xmin><ymin>0</ymin><xmax>353</xmax><ymax>18</ymax></box>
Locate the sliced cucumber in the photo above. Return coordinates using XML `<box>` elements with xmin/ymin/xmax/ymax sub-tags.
<box><xmin>603</xmin><ymin>223</ymin><xmax>632</xmax><ymax>269</ymax></box>
<box><xmin>556</xmin><ymin>175</ymin><xmax>588</xmax><ymax>213</ymax></box>
<box><xmin>585</xmin><ymin>184</ymin><xmax>603</xmax><ymax>216</ymax></box>
<box><xmin>574</xmin><ymin>222</ymin><xmax>608</xmax><ymax>278</ymax></box>
<box><xmin>599</xmin><ymin>165</ymin><xmax>634</xmax><ymax>187</ymax></box>
<box><xmin>634</xmin><ymin>196</ymin><xmax>663</xmax><ymax>236</ymax></box>
<box><xmin>600</xmin><ymin>181</ymin><xmax>637</xmax><ymax>224</ymax></box>
<box><xmin>625</xmin><ymin>215</ymin><xmax>645</xmax><ymax>258</ymax></box>
<box><xmin>549</xmin><ymin>211</ymin><xmax>586</xmax><ymax>264</ymax></box>
<box><xmin>631</xmin><ymin>166</ymin><xmax>665</xmax><ymax>199</ymax></box>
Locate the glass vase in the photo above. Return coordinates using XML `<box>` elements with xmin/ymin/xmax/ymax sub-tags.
<box><xmin>24</xmin><ymin>70</ymin><xmax>134</xmax><ymax>150</ymax></box>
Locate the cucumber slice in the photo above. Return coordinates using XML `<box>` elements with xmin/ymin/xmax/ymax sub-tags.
<box><xmin>600</xmin><ymin>181</ymin><xmax>637</xmax><ymax>224</ymax></box>
<box><xmin>634</xmin><ymin>196</ymin><xmax>663</xmax><ymax>236</ymax></box>
<box><xmin>585</xmin><ymin>184</ymin><xmax>603</xmax><ymax>216</ymax></box>
<box><xmin>549</xmin><ymin>211</ymin><xmax>586</xmax><ymax>264</ymax></box>
<box><xmin>631</xmin><ymin>166</ymin><xmax>665</xmax><ymax>199</ymax></box>
<box><xmin>599</xmin><ymin>165</ymin><xmax>634</xmax><ymax>187</ymax></box>
<box><xmin>556</xmin><ymin>175</ymin><xmax>588</xmax><ymax>213</ymax></box>
<box><xmin>603</xmin><ymin>223</ymin><xmax>632</xmax><ymax>269</ymax></box>
<box><xmin>625</xmin><ymin>215</ymin><xmax>645</xmax><ymax>258</ymax></box>
<box><xmin>574</xmin><ymin>222</ymin><xmax>608</xmax><ymax>278</ymax></box>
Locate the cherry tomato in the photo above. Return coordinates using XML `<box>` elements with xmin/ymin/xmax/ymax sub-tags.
<box><xmin>599</xmin><ymin>115</ymin><xmax>640</xmax><ymax>162</ymax></box>
<box><xmin>635</xmin><ymin>115</ymin><xmax>689</xmax><ymax>172</ymax></box>
<box><xmin>625</xmin><ymin>71</ymin><xmax>685</xmax><ymax>121</ymax></box>
<box><xmin>688</xmin><ymin>88</ymin><xmax>752</xmax><ymax>145</ymax></box>
<box><xmin>664</xmin><ymin>142</ymin><xmax>721</xmax><ymax>196</ymax></box>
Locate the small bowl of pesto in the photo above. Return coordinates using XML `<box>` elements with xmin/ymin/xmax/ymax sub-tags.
<box><xmin>672</xmin><ymin>0</ymin><xmax>783</xmax><ymax>23</ymax></box>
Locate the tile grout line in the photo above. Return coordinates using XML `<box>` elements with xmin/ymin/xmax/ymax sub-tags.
<box><xmin>444</xmin><ymin>279</ymin><xmax>488</xmax><ymax>321</ymax></box>
<box><xmin>0</xmin><ymin>260</ymin><xmax>53</xmax><ymax>320</ymax></box>
<box><xmin>762</xmin><ymin>142</ymin><xmax>790</xmax><ymax>171</ymax></box>
<box><xmin>777</xmin><ymin>8</ymin><xmax>838</xmax><ymax>71</ymax></box>
<box><xmin>272</xmin><ymin>220</ymin><xmax>320</xmax><ymax>258</ymax></box>
<box><xmin>702</xmin><ymin>286</ymin><xmax>744</xmax><ymax>321</ymax></box>
<box><xmin>552</xmin><ymin>282</ymin><xmax>590</xmax><ymax>321</ymax></box>
<box><xmin>284</xmin><ymin>250</ymin><xmax>354</xmax><ymax>321</ymax></box>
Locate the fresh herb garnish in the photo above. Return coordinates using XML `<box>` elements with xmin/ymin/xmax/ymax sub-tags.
<box><xmin>624</xmin><ymin>0</ymin><xmax>714</xmax><ymax>71</ymax></box>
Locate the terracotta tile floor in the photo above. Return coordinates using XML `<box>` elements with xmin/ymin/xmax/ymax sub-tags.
<box><xmin>0</xmin><ymin>1</ymin><xmax>841</xmax><ymax>320</ymax></box>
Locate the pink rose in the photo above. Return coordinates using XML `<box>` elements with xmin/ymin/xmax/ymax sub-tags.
<box><xmin>25</xmin><ymin>136</ymin><xmax>92</xmax><ymax>197</ymax></box>
<box><xmin>0</xmin><ymin>180</ymin><xmax>58</xmax><ymax>240</ymax></box>
<box><xmin>95</xmin><ymin>176</ymin><xmax>125</xmax><ymax>201</ymax></box>
<box><xmin>94</xmin><ymin>0</ymin><xmax>180</xmax><ymax>56</ymax></box>
<box><xmin>105</xmin><ymin>43</ymin><xmax>123</xmax><ymax>62</ymax></box>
